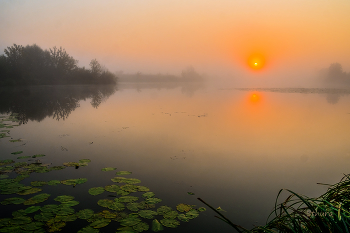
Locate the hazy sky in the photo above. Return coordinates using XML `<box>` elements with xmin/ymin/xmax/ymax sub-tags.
<box><xmin>1</xmin><ymin>0</ymin><xmax>350</xmax><ymax>85</ymax></box>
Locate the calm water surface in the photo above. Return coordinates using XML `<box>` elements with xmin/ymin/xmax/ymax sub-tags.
<box><xmin>1</xmin><ymin>83</ymin><xmax>350</xmax><ymax>232</ymax></box>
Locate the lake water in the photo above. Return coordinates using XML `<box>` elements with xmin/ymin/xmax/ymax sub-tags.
<box><xmin>1</xmin><ymin>83</ymin><xmax>350</xmax><ymax>232</ymax></box>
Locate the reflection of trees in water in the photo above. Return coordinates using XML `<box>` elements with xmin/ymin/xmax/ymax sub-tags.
<box><xmin>326</xmin><ymin>93</ymin><xmax>343</xmax><ymax>105</ymax></box>
<box><xmin>0</xmin><ymin>85</ymin><xmax>117</xmax><ymax>124</ymax></box>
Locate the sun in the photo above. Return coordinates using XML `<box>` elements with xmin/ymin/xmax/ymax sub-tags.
<box><xmin>247</xmin><ymin>54</ymin><xmax>265</xmax><ymax>71</ymax></box>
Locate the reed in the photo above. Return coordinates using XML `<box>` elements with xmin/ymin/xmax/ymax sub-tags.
<box><xmin>198</xmin><ymin>174</ymin><xmax>350</xmax><ymax>232</ymax></box>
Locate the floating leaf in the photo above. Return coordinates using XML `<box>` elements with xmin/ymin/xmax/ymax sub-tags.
<box><xmin>185</xmin><ymin>210</ymin><xmax>199</xmax><ymax>219</ymax></box>
<box><xmin>17</xmin><ymin>156</ymin><xmax>31</xmax><ymax>160</ymax></box>
<box><xmin>49</xmin><ymin>166</ymin><xmax>66</xmax><ymax>171</ymax></box>
<box><xmin>34</xmin><ymin>212</ymin><xmax>54</xmax><ymax>222</ymax></box>
<box><xmin>136</xmin><ymin>186</ymin><xmax>150</xmax><ymax>192</ymax></box>
<box><xmin>9</xmin><ymin>139</ymin><xmax>22</xmax><ymax>142</ymax></box>
<box><xmin>55</xmin><ymin>214</ymin><xmax>77</xmax><ymax>222</ymax></box>
<box><xmin>177</xmin><ymin>214</ymin><xmax>190</xmax><ymax>222</ymax></box>
<box><xmin>176</xmin><ymin>204</ymin><xmax>193</xmax><ymax>212</ymax></box>
<box><xmin>76</xmin><ymin>178</ymin><xmax>88</xmax><ymax>184</ymax></box>
<box><xmin>1</xmin><ymin>197</ymin><xmax>25</xmax><ymax>205</ymax></box>
<box><xmin>111</xmin><ymin>177</ymin><xmax>141</xmax><ymax>184</ymax></box>
<box><xmin>90</xmin><ymin>219</ymin><xmax>111</xmax><ymax>228</ymax></box>
<box><xmin>56</xmin><ymin>206</ymin><xmax>75</xmax><ymax>216</ymax></box>
<box><xmin>20</xmin><ymin>222</ymin><xmax>44</xmax><ymax>231</ymax></box>
<box><xmin>198</xmin><ymin>207</ymin><xmax>206</xmax><ymax>212</ymax></box>
<box><xmin>105</xmin><ymin>185</ymin><xmax>120</xmax><ymax>193</ymax></box>
<box><xmin>116</xmin><ymin>171</ymin><xmax>132</xmax><ymax>175</ymax></box>
<box><xmin>41</xmin><ymin>204</ymin><xmax>59</xmax><ymax>213</ymax></box>
<box><xmin>30</xmin><ymin>181</ymin><xmax>47</xmax><ymax>187</ymax></box>
<box><xmin>187</xmin><ymin>192</ymin><xmax>195</xmax><ymax>195</ymax></box>
<box><xmin>97</xmin><ymin>199</ymin><xmax>114</xmax><ymax>208</ymax></box>
<box><xmin>54</xmin><ymin>195</ymin><xmax>74</xmax><ymax>202</ymax></box>
<box><xmin>107</xmin><ymin>202</ymin><xmax>125</xmax><ymax>211</ymax></box>
<box><xmin>0</xmin><ymin>175</ymin><xmax>9</xmax><ymax>179</ymax></box>
<box><xmin>142</xmin><ymin>192</ymin><xmax>155</xmax><ymax>199</ymax></box>
<box><xmin>119</xmin><ymin>217</ymin><xmax>142</xmax><ymax>227</ymax></box>
<box><xmin>63</xmin><ymin>162</ymin><xmax>79</xmax><ymax>167</ymax></box>
<box><xmin>138</xmin><ymin>210</ymin><xmax>158</xmax><ymax>219</ymax></box>
<box><xmin>119</xmin><ymin>196</ymin><xmax>139</xmax><ymax>203</ymax></box>
<box><xmin>102</xmin><ymin>167</ymin><xmax>116</xmax><ymax>172</ymax></box>
<box><xmin>48</xmin><ymin>180</ymin><xmax>61</xmax><ymax>186</ymax></box>
<box><xmin>145</xmin><ymin>198</ymin><xmax>162</xmax><ymax>204</ymax></box>
<box><xmin>164</xmin><ymin>211</ymin><xmax>178</xmax><ymax>219</ymax></box>
<box><xmin>100</xmin><ymin>210</ymin><xmax>117</xmax><ymax>219</ymax></box>
<box><xmin>79</xmin><ymin>159</ymin><xmax>91</xmax><ymax>163</ymax></box>
<box><xmin>133</xmin><ymin>222</ymin><xmax>149</xmax><ymax>232</ymax></box>
<box><xmin>18</xmin><ymin>187</ymin><xmax>42</xmax><ymax>195</ymax></box>
<box><xmin>77</xmin><ymin>209</ymin><xmax>94</xmax><ymax>220</ymax></box>
<box><xmin>32</xmin><ymin>154</ymin><xmax>45</xmax><ymax>158</ymax></box>
<box><xmin>11</xmin><ymin>151</ymin><xmax>23</xmax><ymax>155</ymax></box>
<box><xmin>78</xmin><ymin>226</ymin><xmax>99</xmax><ymax>233</ymax></box>
<box><xmin>160</xmin><ymin>219</ymin><xmax>180</xmax><ymax>228</ymax></box>
<box><xmin>157</xmin><ymin>206</ymin><xmax>172</xmax><ymax>215</ymax></box>
<box><xmin>151</xmin><ymin>219</ymin><xmax>164</xmax><ymax>232</ymax></box>
<box><xmin>120</xmin><ymin>185</ymin><xmax>138</xmax><ymax>193</ymax></box>
<box><xmin>61</xmin><ymin>200</ymin><xmax>79</xmax><ymax>207</ymax></box>
<box><xmin>24</xmin><ymin>206</ymin><xmax>41</xmax><ymax>214</ymax></box>
<box><xmin>0</xmin><ymin>159</ymin><xmax>14</xmax><ymax>166</ymax></box>
<box><xmin>127</xmin><ymin>203</ymin><xmax>140</xmax><ymax>212</ymax></box>
<box><xmin>216</xmin><ymin>206</ymin><xmax>226</xmax><ymax>212</ymax></box>
<box><xmin>89</xmin><ymin>187</ymin><xmax>105</xmax><ymax>196</ymax></box>
<box><xmin>117</xmin><ymin>190</ymin><xmax>130</xmax><ymax>196</ymax></box>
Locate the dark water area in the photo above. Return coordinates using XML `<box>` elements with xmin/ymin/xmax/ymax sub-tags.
<box><xmin>1</xmin><ymin>83</ymin><xmax>350</xmax><ymax>232</ymax></box>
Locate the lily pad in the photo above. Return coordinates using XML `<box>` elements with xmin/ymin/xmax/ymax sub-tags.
<box><xmin>105</xmin><ymin>185</ymin><xmax>120</xmax><ymax>193</ymax></box>
<box><xmin>198</xmin><ymin>207</ymin><xmax>206</xmax><ymax>212</ymax></box>
<box><xmin>120</xmin><ymin>184</ymin><xmax>138</xmax><ymax>193</ymax></box>
<box><xmin>56</xmin><ymin>206</ymin><xmax>75</xmax><ymax>216</ymax></box>
<box><xmin>138</xmin><ymin>210</ymin><xmax>158</xmax><ymax>219</ymax></box>
<box><xmin>116</xmin><ymin>171</ymin><xmax>132</xmax><ymax>175</ymax></box>
<box><xmin>88</xmin><ymin>187</ymin><xmax>105</xmax><ymax>196</ymax></box>
<box><xmin>102</xmin><ymin>167</ymin><xmax>116</xmax><ymax>172</ymax></box>
<box><xmin>9</xmin><ymin>139</ymin><xmax>22</xmax><ymax>142</ymax></box>
<box><xmin>47</xmin><ymin>180</ymin><xmax>61</xmax><ymax>186</ymax></box>
<box><xmin>61</xmin><ymin>200</ymin><xmax>79</xmax><ymax>207</ymax></box>
<box><xmin>176</xmin><ymin>203</ymin><xmax>193</xmax><ymax>212</ymax></box>
<box><xmin>119</xmin><ymin>217</ymin><xmax>142</xmax><ymax>227</ymax></box>
<box><xmin>160</xmin><ymin>219</ymin><xmax>180</xmax><ymax>228</ymax></box>
<box><xmin>90</xmin><ymin>219</ymin><xmax>111</xmax><ymax>228</ymax></box>
<box><xmin>133</xmin><ymin>222</ymin><xmax>149</xmax><ymax>232</ymax></box>
<box><xmin>185</xmin><ymin>210</ymin><xmax>199</xmax><ymax>219</ymax></box>
<box><xmin>151</xmin><ymin>219</ymin><xmax>164</xmax><ymax>232</ymax></box>
<box><xmin>1</xmin><ymin>197</ymin><xmax>25</xmax><ymax>205</ymax></box>
<box><xmin>17</xmin><ymin>156</ymin><xmax>31</xmax><ymax>160</ymax></box>
<box><xmin>18</xmin><ymin>187</ymin><xmax>42</xmax><ymax>195</ymax></box>
<box><xmin>78</xmin><ymin>226</ymin><xmax>99</xmax><ymax>233</ymax></box>
<box><xmin>136</xmin><ymin>186</ymin><xmax>150</xmax><ymax>192</ymax></box>
<box><xmin>107</xmin><ymin>202</ymin><xmax>125</xmax><ymax>211</ymax></box>
<box><xmin>54</xmin><ymin>195</ymin><xmax>75</xmax><ymax>202</ymax></box>
<box><xmin>11</xmin><ymin>151</ymin><xmax>23</xmax><ymax>155</ymax></box>
<box><xmin>111</xmin><ymin>177</ymin><xmax>141</xmax><ymax>184</ymax></box>
<box><xmin>164</xmin><ymin>211</ymin><xmax>178</xmax><ymax>219</ymax></box>
<box><xmin>30</xmin><ymin>181</ymin><xmax>47</xmax><ymax>187</ymax></box>
<box><xmin>0</xmin><ymin>175</ymin><xmax>9</xmax><ymax>179</ymax></box>
<box><xmin>34</xmin><ymin>212</ymin><xmax>54</xmax><ymax>222</ymax></box>
<box><xmin>177</xmin><ymin>214</ymin><xmax>190</xmax><ymax>222</ymax></box>
<box><xmin>157</xmin><ymin>206</ymin><xmax>172</xmax><ymax>215</ymax></box>
<box><xmin>97</xmin><ymin>199</ymin><xmax>114</xmax><ymax>208</ymax></box>
<box><xmin>24</xmin><ymin>206</ymin><xmax>41</xmax><ymax>214</ymax></box>
<box><xmin>119</xmin><ymin>196</ymin><xmax>139</xmax><ymax>203</ymax></box>
<box><xmin>63</xmin><ymin>162</ymin><xmax>79</xmax><ymax>167</ymax></box>
<box><xmin>187</xmin><ymin>192</ymin><xmax>195</xmax><ymax>195</ymax></box>
<box><xmin>49</xmin><ymin>166</ymin><xmax>66</xmax><ymax>171</ymax></box>
<box><xmin>41</xmin><ymin>204</ymin><xmax>59</xmax><ymax>213</ymax></box>
<box><xmin>32</xmin><ymin>154</ymin><xmax>45</xmax><ymax>158</ymax></box>
<box><xmin>142</xmin><ymin>192</ymin><xmax>155</xmax><ymax>199</ymax></box>
<box><xmin>20</xmin><ymin>222</ymin><xmax>44</xmax><ymax>231</ymax></box>
<box><xmin>77</xmin><ymin>209</ymin><xmax>94</xmax><ymax>220</ymax></box>
<box><xmin>100</xmin><ymin>210</ymin><xmax>117</xmax><ymax>219</ymax></box>
<box><xmin>145</xmin><ymin>198</ymin><xmax>162</xmax><ymax>205</ymax></box>
<box><xmin>127</xmin><ymin>203</ymin><xmax>140</xmax><ymax>212</ymax></box>
<box><xmin>79</xmin><ymin>159</ymin><xmax>91</xmax><ymax>163</ymax></box>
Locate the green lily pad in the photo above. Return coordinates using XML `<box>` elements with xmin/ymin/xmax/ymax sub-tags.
<box><xmin>105</xmin><ymin>185</ymin><xmax>120</xmax><ymax>193</ymax></box>
<box><xmin>76</xmin><ymin>178</ymin><xmax>88</xmax><ymax>184</ymax></box>
<box><xmin>145</xmin><ymin>198</ymin><xmax>162</xmax><ymax>205</ymax></box>
<box><xmin>61</xmin><ymin>200</ymin><xmax>79</xmax><ymax>207</ymax></box>
<box><xmin>24</xmin><ymin>206</ymin><xmax>41</xmax><ymax>214</ymax></box>
<box><xmin>119</xmin><ymin>196</ymin><xmax>139</xmax><ymax>203</ymax></box>
<box><xmin>116</xmin><ymin>171</ymin><xmax>132</xmax><ymax>175</ymax></box>
<box><xmin>20</xmin><ymin>222</ymin><xmax>44</xmax><ymax>231</ymax></box>
<box><xmin>160</xmin><ymin>219</ymin><xmax>180</xmax><ymax>228</ymax></box>
<box><xmin>151</xmin><ymin>219</ymin><xmax>164</xmax><ymax>232</ymax></box>
<box><xmin>133</xmin><ymin>222</ymin><xmax>149</xmax><ymax>232</ymax></box>
<box><xmin>79</xmin><ymin>159</ymin><xmax>91</xmax><ymax>163</ymax></box>
<box><xmin>0</xmin><ymin>159</ymin><xmax>14</xmax><ymax>166</ymax></box>
<box><xmin>48</xmin><ymin>180</ymin><xmax>61</xmax><ymax>185</ymax></box>
<box><xmin>1</xmin><ymin>197</ymin><xmax>26</xmax><ymax>205</ymax></box>
<box><xmin>136</xmin><ymin>186</ymin><xmax>150</xmax><ymax>192</ymax></box>
<box><xmin>18</xmin><ymin>187</ymin><xmax>42</xmax><ymax>195</ymax></box>
<box><xmin>157</xmin><ymin>206</ymin><xmax>172</xmax><ymax>215</ymax></box>
<box><xmin>32</xmin><ymin>154</ymin><xmax>45</xmax><ymax>158</ymax></box>
<box><xmin>185</xmin><ymin>210</ymin><xmax>199</xmax><ymax>219</ymax></box>
<box><xmin>56</xmin><ymin>206</ymin><xmax>75</xmax><ymax>216</ymax></box>
<box><xmin>0</xmin><ymin>175</ymin><xmax>9</xmax><ymax>179</ymax></box>
<box><xmin>198</xmin><ymin>207</ymin><xmax>206</xmax><ymax>212</ymax></box>
<box><xmin>102</xmin><ymin>167</ymin><xmax>116</xmax><ymax>172</ymax></box>
<box><xmin>12</xmin><ymin>209</ymin><xmax>27</xmax><ymax>217</ymax></box>
<box><xmin>41</xmin><ymin>204</ymin><xmax>59</xmax><ymax>213</ymax></box>
<box><xmin>177</xmin><ymin>214</ymin><xmax>190</xmax><ymax>222</ymax></box>
<box><xmin>77</xmin><ymin>209</ymin><xmax>94</xmax><ymax>220</ymax></box>
<box><xmin>90</xmin><ymin>219</ymin><xmax>111</xmax><ymax>228</ymax></box>
<box><xmin>11</xmin><ymin>151</ymin><xmax>23</xmax><ymax>155</ymax></box>
<box><xmin>176</xmin><ymin>203</ymin><xmax>193</xmax><ymax>212</ymax></box>
<box><xmin>142</xmin><ymin>192</ymin><xmax>155</xmax><ymax>199</ymax></box>
<box><xmin>100</xmin><ymin>210</ymin><xmax>117</xmax><ymax>219</ymax></box>
<box><xmin>116</xmin><ymin>226</ymin><xmax>136</xmax><ymax>233</ymax></box>
<box><xmin>111</xmin><ymin>177</ymin><xmax>141</xmax><ymax>184</ymax></box>
<box><xmin>63</xmin><ymin>162</ymin><xmax>80</xmax><ymax>167</ymax></box>
<box><xmin>164</xmin><ymin>211</ymin><xmax>178</xmax><ymax>219</ymax></box>
<box><xmin>78</xmin><ymin>226</ymin><xmax>99</xmax><ymax>233</ymax></box>
<box><xmin>49</xmin><ymin>166</ymin><xmax>66</xmax><ymax>171</ymax></box>
<box><xmin>119</xmin><ymin>217</ymin><xmax>142</xmax><ymax>227</ymax></box>
<box><xmin>127</xmin><ymin>203</ymin><xmax>140</xmax><ymax>212</ymax></box>
<box><xmin>55</xmin><ymin>214</ymin><xmax>77</xmax><ymax>222</ymax></box>
<box><xmin>138</xmin><ymin>210</ymin><xmax>158</xmax><ymax>219</ymax></box>
<box><xmin>30</xmin><ymin>181</ymin><xmax>47</xmax><ymax>187</ymax></box>
<box><xmin>187</xmin><ymin>192</ymin><xmax>195</xmax><ymax>195</ymax></box>
<box><xmin>54</xmin><ymin>195</ymin><xmax>75</xmax><ymax>202</ymax></box>
<box><xmin>9</xmin><ymin>139</ymin><xmax>22</xmax><ymax>142</ymax></box>
<box><xmin>88</xmin><ymin>187</ymin><xmax>105</xmax><ymax>196</ymax></box>
<box><xmin>23</xmin><ymin>199</ymin><xmax>37</xmax><ymax>205</ymax></box>
<box><xmin>9</xmin><ymin>216</ymin><xmax>32</xmax><ymax>225</ymax></box>
<box><xmin>17</xmin><ymin>156</ymin><xmax>31</xmax><ymax>160</ymax></box>
<box><xmin>34</xmin><ymin>212</ymin><xmax>54</xmax><ymax>222</ymax></box>
<box><xmin>117</xmin><ymin>190</ymin><xmax>130</xmax><ymax>196</ymax></box>
<box><xmin>120</xmin><ymin>185</ymin><xmax>138</xmax><ymax>193</ymax></box>
<box><xmin>107</xmin><ymin>202</ymin><xmax>125</xmax><ymax>211</ymax></box>
<box><xmin>97</xmin><ymin>199</ymin><xmax>114</xmax><ymax>208</ymax></box>
<box><xmin>78</xmin><ymin>226</ymin><xmax>100</xmax><ymax>233</ymax></box>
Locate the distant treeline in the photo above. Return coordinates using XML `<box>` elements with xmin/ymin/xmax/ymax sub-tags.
<box><xmin>321</xmin><ymin>63</ymin><xmax>350</xmax><ymax>86</ymax></box>
<box><xmin>0</xmin><ymin>44</ymin><xmax>117</xmax><ymax>86</ymax></box>
<box><xmin>117</xmin><ymin>66</ymin><xmax>204</xmax><ymax>82</ymax></box>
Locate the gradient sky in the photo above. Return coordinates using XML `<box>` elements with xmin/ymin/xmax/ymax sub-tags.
<box><xmin>1</xmin><ymin>0</ymin><xmax>350</xmax><ymax>85</ymax></box>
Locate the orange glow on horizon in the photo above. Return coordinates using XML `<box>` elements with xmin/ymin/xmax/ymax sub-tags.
<box><xmin>247</xmin><ymin>53</ymin><xmax>266</xmax><ymax>71</ymax></box>
<box><xmin>249</xmin><ymin>92</ymin><xmax>262</xmax><ymax>103</ymax></box>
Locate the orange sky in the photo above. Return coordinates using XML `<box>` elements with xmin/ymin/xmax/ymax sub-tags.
<box><xmin>1</xmin><ymin>0</ymin><xmax>350</xmax><ymax>83</ymax></box>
